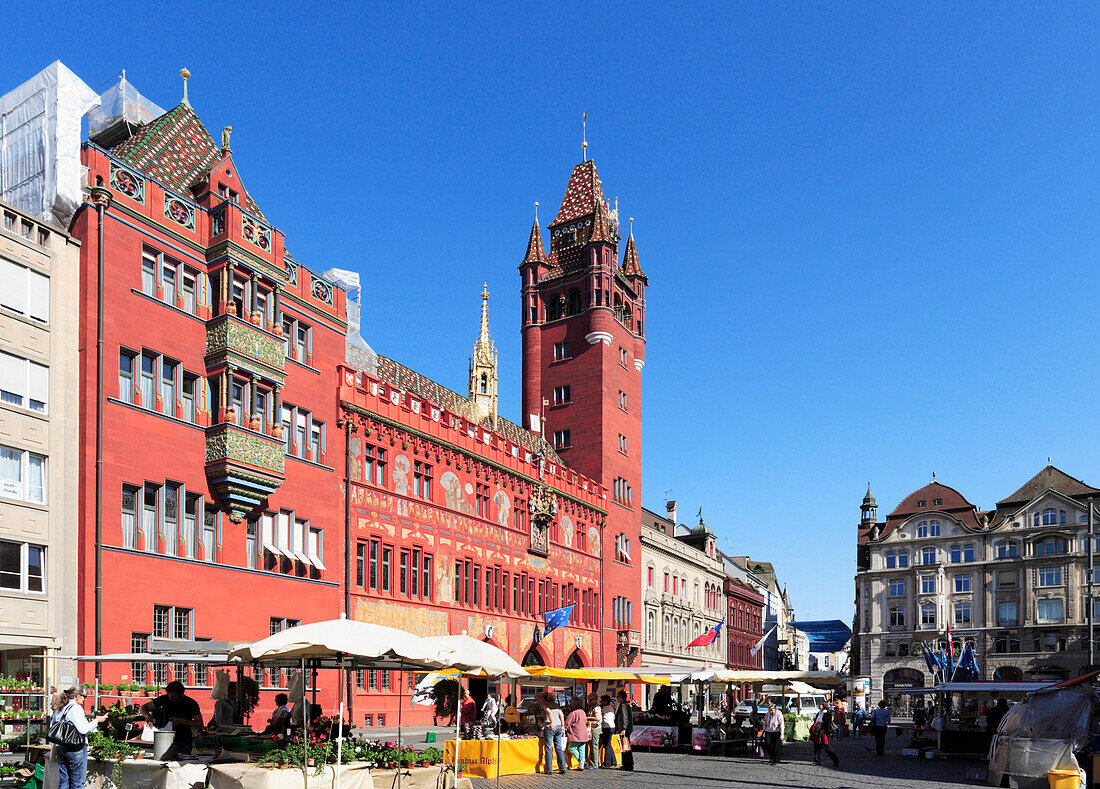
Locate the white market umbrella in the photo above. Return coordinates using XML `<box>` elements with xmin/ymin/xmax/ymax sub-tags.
<box><xmin>417</xmin><ymin>635</ymin><xmax>526</xmax><ymax>788</ymax></box>
<box><xmin>418</xmin><ymin>635</ymin><xmax>527</xmax><ymax>678</ymax></box>
<box><xmin>227</xmin><ymin>618</ymin><xmax>432</xmax><ymax>666</ymax></box>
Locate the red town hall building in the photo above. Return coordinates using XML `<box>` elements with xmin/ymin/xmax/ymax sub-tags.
<box><xmin>65</xmin><ymin>78</ymin><xmax>648</xmax><ymax>723</ymax></box>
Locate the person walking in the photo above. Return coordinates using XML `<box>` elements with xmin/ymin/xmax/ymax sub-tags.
<box><xmin>762</xmin><ymin>702</ymin><xmax>785</xmax><ymax>764</ymax></box>
<box><xmin>913</xmin><ymin>700</ymin><xmax>927</xmax><ymax>730</ymax></box>
<box><xmin>564</xmin><ymin>698</ymin><xmax>591</xmax><ymax>770</ymax></box>
<box><xmin>852</xmin><ymin>702</ymin><xmax>865</xmax><ymax>737</ymax></box>
<box><xmin>866</xmin><ymin>699</ymin><xmax>891</xmax><ymax>756</ymax></box>
<box><xmin>50</xmin><ymin>685</ymin><xmax>107</xmax><ymax>789</ymax></box>
<box><xmin>598</xmin><ymin>694</ymin><xmax>617</xmax><ymax>768</ymax></box>
<box><xmin>832</xmin><ymin>699</ymin><xmax>846</xmax><ymax>739</ymax></box>
<box><xmin>811</xmin><ymin>700</ymin><xmax>840</xmax><ymax>768</ymax></box>
<box><xmin>615</xmin><ymin>690</ymin><xmax>634</xmax><ymax>771</ymax></box>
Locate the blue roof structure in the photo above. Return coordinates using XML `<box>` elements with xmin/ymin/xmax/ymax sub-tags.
<box><xmin>790</xmin><ymin>620</ymin><xmax>852</xmax><ymax>653</ymax></box>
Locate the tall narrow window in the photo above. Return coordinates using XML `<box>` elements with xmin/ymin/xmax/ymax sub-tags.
<box><xmin>181</xmin><ymin>374</ymin><xmax>197</xmax><ymax>423</ymax></box>
<box><xmin>162</xmin><ymin>485</ymin><xmax>179</xmax><ymax>557</ymax></box>
<box><xmin>140</xmin><ymin>354</ymin><xmax>156</xmax><ymax>409</ymax></box>
<box><xmin>182</xmin><ymin>493</ymin><xmax>199</xmax><ymax>559</ymax></box>
<box><xmin>142</xmin><ymin>484</ymin><xmax>158</xmax><ymax>552</ymax></box>
<box><xmin>411</xmin><ymin>548</ymin><xmax>420</xmax><ymax>597</ymax></box>
<box><xmin>162</xmin><ymin>260</ymin><xmax>176</xmax><ymax>306</ymax></box>
<box><xmin>161</xmin><ymin>360</ymin><xmax>177</xmax><ymax>414</ymax></box>
<box><xmin>381</xmin><ymin>547</ymin><xmax>391</xmax><ymax>592</ymax></box>
<box><xmin>246</xmin><ymin>517</ymin><xmax>258</xmax><ymax>570</ymax></box>
<box><xmin>119</xmin><ymin>351</ymin><xmax>135</xmax><ymax>403</ymax></box>
<box><xmin>181</xmin><ymin>270</ymin><xmax>196</xmax><ymax>314</ymax></box>
<box><xmin>141</xmin><ymin>250</ymin><xmax>157</xmax><ymax>296</ymax></box>
<box><xmin>202</xmin><ymin>506</ymin><xmax>218</xmax><ymax>563</ymax></box>
<box><xmin>121</xmin><ymin>485</ymin><xmax>139</xmax><ymax>549</ymax></box>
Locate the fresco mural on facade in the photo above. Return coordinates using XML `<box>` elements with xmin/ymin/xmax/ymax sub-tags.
<box><xmin>355</xmin><ymin>599</ymin><xmax>448</xmax><ymax>636</ymax></box>
<box><xmin>393</xmin><ymin>454</ymin><xmax>410</xmax><ymax>495</ymax></box>
<box><xmin>561</xmin><ymin>514</ymin><xmax>574</xmax><ymax>548</ymax></box>
<box><xmin>494</xmin><ymin>489</ymin><xmax>510</xmax><ymax>526</ymax></box>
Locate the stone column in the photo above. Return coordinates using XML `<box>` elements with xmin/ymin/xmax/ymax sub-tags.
<box><xmin>249</xmin><ymin>374</ymin><xmax>260</xmax><ymax>430</ymax></box>
<box><xmin>272</xmin><ymin>385</ymin><xmax>283</xmax><ymax>438</ymax></box>
<box><xmin>250</xmin><ymin>271</ymin><xmax>260</xmax><ymax>325</ymax></box>
<box><xmin>223</xmin><ymin>262</ymin><xmax>235</xmax><ymax>316</ymax></box>
<box><xmin>273</xmin><ymin>284</ymin><xmax>283</xmax><ymax>336</ymax></box>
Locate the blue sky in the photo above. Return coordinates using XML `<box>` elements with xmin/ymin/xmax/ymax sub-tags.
<box><xmin>7</xmin><ymin>1</ymin><xmax>1100</xmax><ymax>621</ymax></box>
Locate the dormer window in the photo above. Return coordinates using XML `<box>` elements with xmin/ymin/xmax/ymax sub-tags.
<box><xmin>933</xmin><ymin>498</ymin><xmax>943</xmax><ymax>506</ymax></box>
<box><xmin>218</xmin><ymin>182</ymin><xmax>239</xmax><ymax>204</ymax></box>
<box><xmin>918</xmin><ymin>499</ymin><xmax>926</xmax><ymax>507</ymax></box>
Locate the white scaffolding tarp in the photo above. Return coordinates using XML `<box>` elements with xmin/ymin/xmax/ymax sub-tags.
<box><xmin>0</xmin><ymin>61</ymin><xmax>99</xmax><ymax>228</ymax></box>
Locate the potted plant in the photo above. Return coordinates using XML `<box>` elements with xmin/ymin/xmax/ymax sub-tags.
<box><xmin>143</xmin><ymin>685</ymin><xmax>158</xmax><ymax>697</ymax></box>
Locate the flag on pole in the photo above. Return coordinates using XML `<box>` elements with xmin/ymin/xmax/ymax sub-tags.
<box><xmin>543</xmin><ymin>605</ymin><xmax>574</xmax><ymax>636</ymax></box>
<box><xmin>410</xmin><ymin>671</ymin><xmax>459</xmax><ymax>707</ymax></box>
<box><xmin>750</xmin><ymin>625</ymin><xmax>777</xmax><ymax>658</ymax></box>
<box><xmin>955</xmin><ymin>643</ymin><xmax>980</xmax><ymax>681</ymax></box>
<box><xmin>946</xmin><ymin>622</ymin><xmax>956</xmax><ymax>677</ymax></box>
<box><xmin>687</xmin><ymin>622</ymin><xmax>723</xmax><ymax>648</ymax></box>
<box><xmin>923</xmin><ymin>643</ymin><xmax>939</xmax><ymax>676</ymax></box>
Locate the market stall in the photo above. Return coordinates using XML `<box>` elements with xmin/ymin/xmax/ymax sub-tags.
<box><xmin>442</xmin><ymin>734</ymin><xmax>621</xmax><ymax>779</ymax></box>
<box><xmin>897</xmin><ymin>681</ymin><xmax>1054</xmax><ymax>758</ymax></box>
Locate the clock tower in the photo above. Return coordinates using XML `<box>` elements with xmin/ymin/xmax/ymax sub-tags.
<box><xmin>519</xmin><ymin>157</ymin><xmax>647</xmax><ymax>665</ymax></box>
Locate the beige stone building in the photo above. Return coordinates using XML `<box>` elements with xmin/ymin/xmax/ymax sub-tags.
<box><xmin>854</xmin><ymin>467</ymin><xmax>1100</xmax><ymax>703</ymax></box>
<box><xmin>639</xmin><ymin>502</ymin><xmax>727</xmax><ymax>682</ymax></box>
<box><xmin>0</xmin><ymin>200</ymin><xmax>81</xmax><ymax>685</ymax></box>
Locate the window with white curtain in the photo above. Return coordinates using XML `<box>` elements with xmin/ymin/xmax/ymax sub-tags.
<box><xmin>307</xmin><ymin>526</ymin><xmax>325</xmax><ymax>571</ymax></box>
<box><xmin>121</xmin><ymin>485</ymin><xmax>139</xmax><ymax>549</ymax></box>
<box><xmin>142</xmin><ymin>484</ymin><xmax>158</xmax><ymax>552</ymax></box>
<box><xmin>0</xmin><ymin>352</ymin><xmax>48</xmax><ymax>413</ymax></box>
<box><xmin>0</xmin><ymin>257</ymin><xmax>48</xmax><ymax>323</ymax></box>
<box><xmin>0</xmin><ymin>446</ymin><xmax>46</xmax><ymax>504</ymax></box>
<box><xmin>202</xmin><ymin>505</ymin><xmax>218</xmax><ymax>563</ymax></box>
<box><xmin>183</xmin><ymin>493</ymin><xmax>199</xmax><ymax>559</ymax></box>
<box><xmin>162</xmin><ymin>485</ymin><xmax>179</xmax><ymax>557</ymax></box>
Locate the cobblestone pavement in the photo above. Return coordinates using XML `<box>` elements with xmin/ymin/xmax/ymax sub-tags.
<box><xmin>468</xmin><ymin>736</ymin><xmax>986</xmax><ymax>788</ymax></box>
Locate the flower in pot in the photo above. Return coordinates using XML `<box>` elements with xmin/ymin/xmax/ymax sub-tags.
<box><xmin>143</xmin><ymin>685</ymin><xmax>158</xmax><ymax>696</ymax></box>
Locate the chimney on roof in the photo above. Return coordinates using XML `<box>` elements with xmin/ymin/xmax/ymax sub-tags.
<box><xmin>666</xmin><ymin>500</ymin><xmax>677</xmax><ymax>526</ymax></box>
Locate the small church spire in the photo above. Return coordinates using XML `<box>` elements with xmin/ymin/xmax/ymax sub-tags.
<box><xmin>469</xmin><ymin>284</ymin><xmax>499</xmax><ymax>427</ymax></box>
<box><xmin>180</xmin><ymin>68</ymin><xmax>191</xmax><ymax>106</ymax></box>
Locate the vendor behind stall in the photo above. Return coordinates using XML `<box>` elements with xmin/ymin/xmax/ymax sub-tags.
<box><xmin>264</xmin><ymin>694</ymin><xmax>292</xmax><ymax>734</ymax></box>
<box><xmin>142</xmin><ymin>681</ymin><xmax>203</xmax><ymax>755</ymax></box>
<box><xmin>650</xmin><ymin>686</ymin><xmax>673</xmax><ymax>717</ymax></box>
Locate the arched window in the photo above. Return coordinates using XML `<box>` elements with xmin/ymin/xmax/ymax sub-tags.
<box><xmin>929</xmin><ymin>520</ymin><xmax>941</xmax><ymax>536</ymax></box>
<box><xmin>1041</xmin><ymin>508</ymin><xmax>1058</xmax><ymax>526</ymax></box>
<box><xmin>565</xmin><ymin>651</ymin><xmax>583</xmax><ymax>670</ymax></box>
<box><xmin>479</xmin><ymin>373</ymin><xmax>487</xmax><ymax>394</ymax></box>
<box><xmin>647</xmin><ymin>610</ymin><xmax>655</xmax><ymax>643</ymax></box>
<box><xmin>993</xmin><ymin>666</ymin><xmax>1023</xmax><ymax>680</ymax></box>
<box><xmin>663</xmin><ymin>616</ymin><xmax>670</xmax><ymax>646</ymax></box>
<box><xmin>566</xmin><ymin>289</ymin><xmax>582</xmax><ymax>315</ymax></box>
<box><xmin>917</xmin><ymin>521</ymin><xmax>928</xmax><ymax>538</ymax></box>
<box><xmin>882</xmin><ymin>667</ymin><xmax>925</xmax><ymax>690</ymax></box>
<box><xmin>522</xmin><ymin>647</ymin><xmax>544</xmax><ymax>667</ymax></box>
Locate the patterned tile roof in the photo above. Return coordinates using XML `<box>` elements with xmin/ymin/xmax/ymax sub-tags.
<box><xmin>522</xmin><ymin>220</ymin><xmax>548</xmax><ymax>265</ymax></box>
<box><xmin>997</xmin><ymin>464</ymin><xmax>1099</xmax><ymax>507</ymax></box>
<box><xmin>550</xmin><ymin>160</ymin><xmax>607</xmax><ymax>226</ymax></box>
<box><xmin>622</xmin><ymin>233</ymin><xmax>646</xmax><ymax>279</ymax></box>
<box><xmin>373</xmin><ymin>355</ymin><xmax>561</xmax><ymax>464</ymax></box>
<box><xmin>589</xmin><ymin>202</ymin><xmax>614</xmax><ymax>244</ymax></box>
<box><xmin>110</xmin><ymin>102</ymin><xmax>267</xmax><ymax>220</ymax></box>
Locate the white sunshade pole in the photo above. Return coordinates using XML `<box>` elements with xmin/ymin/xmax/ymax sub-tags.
<box><xmin>336</xmin><ymin>655</ymin><xmax>345</xmax><ymax>789</ymax></box>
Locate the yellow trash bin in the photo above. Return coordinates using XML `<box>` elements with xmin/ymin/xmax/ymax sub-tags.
<box><xmin>1047</xmin><ymin>768</ymin><xmax>1082</xmax><ymax>789</ymax></box>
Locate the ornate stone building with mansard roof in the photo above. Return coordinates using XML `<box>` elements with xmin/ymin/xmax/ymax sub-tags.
<box><xmin>854</xmin><ymin>466</ymin><xmax>1100</xmax><ymax>704</ymax></box>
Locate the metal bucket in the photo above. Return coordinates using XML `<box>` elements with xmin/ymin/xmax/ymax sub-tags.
<box><xmin>153</xmin><ymin>730</ymin><xmax>175</xmax><ymax>760</ymax></box>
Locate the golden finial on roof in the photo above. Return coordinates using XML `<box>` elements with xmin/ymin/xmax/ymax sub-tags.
<box><xmin>534</xmin><ymin>201</ymin><xmax>539</xmax><ymax>223</ymax></box>
<box><xmin>180</xmin><ymin>68</ymin><xmax>191</xmax><ymax>106</ymax></box>
<box><xmin>221</xmin><ymin>126</ymin><xmax>232</xmax><ymax>154</ymax></box>
<box><xmin>582</xmin><ymin>112</ymin><xmax>588</xmax><ymax>161</ymax></box>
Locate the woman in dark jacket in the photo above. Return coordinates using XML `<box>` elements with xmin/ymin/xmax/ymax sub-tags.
<box><xmin>811</xmin><ymin>700</ymin><xmax>840</xmax><ymax>767</ymax></box>
<box><xmin>615</xmin><ymin>690</ymin><xmax>634</xmax><ymax>771</ymax></box>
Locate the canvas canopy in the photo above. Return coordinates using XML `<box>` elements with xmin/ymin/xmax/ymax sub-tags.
<box><xmin>691</xmin><ymin>669</ymin><xmax>844</xmax><ymax>686</ymax></box>
<box><xmin>522</xmin><ymin>666</ymin><xmax>671</xmax><ymax>685</ymax></box>
<box><xmin>761</xmin><ymin>681</ymin><xmax>820</xmax><ymax>695</ymax></box>
<box><xmin>894</xmin><ymin>682</ymin><xmax>1052</xmax><ymax>695</ymax></box>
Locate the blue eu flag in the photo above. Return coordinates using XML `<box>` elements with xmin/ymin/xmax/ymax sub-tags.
<box><xmin>543</xmin><ymin>605</ymin><xmax>574</xmax><ymax>636</ymax></box>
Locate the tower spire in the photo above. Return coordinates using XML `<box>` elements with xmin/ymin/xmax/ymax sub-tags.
<box><xmin>582</xmin><ymin>112</ymin><xmax>588</xmax><ymax>162</ymax></box>
<box><xmin>469</xmin><ymin>284</ymin><xmax>498</xmax><ymax>427</ymax></box>
<box><xmin>478</xmin><ymin>282</ymin><xmax>491</xmax><ymax>347</ymax></box>
<box><xmin>180</xmin><ymin>68</ymin><xmax>191</xmax><ymax>106</ymax></box>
